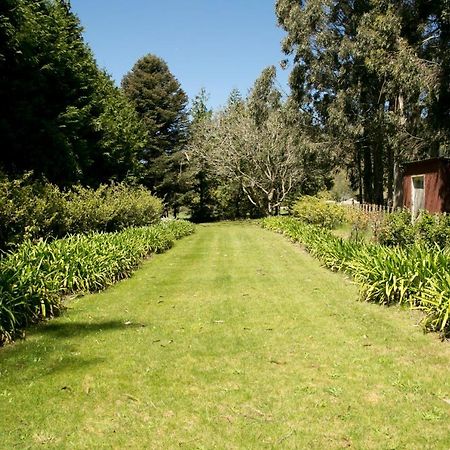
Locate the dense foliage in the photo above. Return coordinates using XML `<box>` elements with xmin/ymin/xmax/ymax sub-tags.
<box><xmin>292</xmin><ymin>196</ymin><xmax>346</xmax><ymax>229</ymax></box>
<box><xmin>261</xmin><ymin>217</ymin><xmax>450</xmax><ymax>337</ymax></box>
<box><xmin>377</xmin><ymin>210</ymin><xmax>450</xmax><ymax>247</ymax></box>
<box><xmin>0</xmin><ymin>0</ymin><xmax>147</xmax><ymax>186</ymax></box>
<box><xmin>122</xmin><ymin>54</ymin><xmax>189</xmax><ymax>213</ymax></box>
<box><xmin>0</xmin><ymin>174</ymin><xmax>162</xmax><ymax>250</ymax></box>
<box><xmin>276</xmin><ymin>0</ymin><xmax>450</xmax><ymax>205</ymax></box>
<box><xmin>0</xmin><ymin>220</ymin><xmax>195</xmax><ymax>345</ymax></box>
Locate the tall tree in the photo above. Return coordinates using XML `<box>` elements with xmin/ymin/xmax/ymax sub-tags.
<box><xmin>247</xmin><ymin>65</ymin><xmax>281</xmax><ymax>127</ymax></box>
<box><xmin>276</xmin><ymin>0</ymin><xmax>449</xmax><ymax>205</ymax></box>
<box><xmin>121</xmin><ymin>54</ymin><xmax>188</xmax><ymax>208</ymax></box>
<box><xmin>184</xmin><ymin>88</ymin><xmax>216</xmax><ymax>221</ymax></box>
<box><xmin>0</xmin><ymin>0</ymin><xmax>146</xmax><ymax>186</ymax></box>
<box><xmin>88</xmin><ymin>72</ymin><xmax>148</xmax><ymax>185</ymax></box>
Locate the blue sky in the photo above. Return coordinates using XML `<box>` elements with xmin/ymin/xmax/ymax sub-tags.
<box><xmin>70</xmin><ymin>0</ymin><xmax>290</xmax><ymax>110</ymax></box>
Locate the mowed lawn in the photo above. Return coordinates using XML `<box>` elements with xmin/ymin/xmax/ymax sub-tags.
<box><xmin>1</xmin><ymin>222</ymin><xmax>449</xmax><ymax>449</ymax></box>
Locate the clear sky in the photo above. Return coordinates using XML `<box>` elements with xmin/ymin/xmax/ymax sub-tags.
<box><xmin>70</xmin><ymin>0</ymin><xmax>290</xmax><ymax>110</ymax></box>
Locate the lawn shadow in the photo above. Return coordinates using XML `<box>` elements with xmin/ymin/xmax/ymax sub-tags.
<box><xmin>0</xmin><ymin>320</ymin><xmax>142</xmax><ymax>376</ymax></box>
<box><xmin>39</xmin><ymin>319</ymin><xmax>132</xmax><ymax>339</ymax></box>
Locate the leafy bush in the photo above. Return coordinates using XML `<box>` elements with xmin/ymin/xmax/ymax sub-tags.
<box><xmin>376</xmin><ymin>210</ymin><xmax>416</xmax><ymax>246</ymax></box>
<box><xmin>414</xmin><ymin>212</ymin><xmax>450</xmax><ymax>248</ymax></box>
<box><xmin>292</xmin><ymin>196</ymin><xmax>346</xmax><ymax>229</ymax></box>
<box><xmin>63</xmin><ymin>184</ymin><xmax>162</xmax><ymax>234</ymax></box>
<box><xmin>261</xmin><ymin>216</ymin><xmax>450</xmax><ymax>337</ymax></box>
<box><xmin>0</xmin><ymin>174</ymin><xmax>163</xmax><ymax>250</ymax></box>
<box><xmin>376</xmin><ymin>210</ymin><xmax>450</xmax><ymax>248</ymax></box>
<box><xmin>0</xmin><ymin>173</ymin><xmax>66</xmax><ymax>249</ymax></box>
<box><xmin>0</xmin><ymin>220</ymin><xmax>195</xmax><ymax>345</ymax></box>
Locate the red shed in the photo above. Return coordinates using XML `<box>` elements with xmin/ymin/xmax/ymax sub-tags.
<box><xmin>402</xmin><ymin>157</ymin><xmax>450</xmax><ymax>218</ymax></box>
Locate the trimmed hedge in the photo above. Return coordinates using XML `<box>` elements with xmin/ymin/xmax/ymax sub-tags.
<box><xmin>0</xmin><ymin>220</ymin><xmax>195</xmax><ymax>345</ymax></box>
<box><xmin>261</xmin><ymin>216</ymin><xmax>450</xmax><ymax>338</ymax></box>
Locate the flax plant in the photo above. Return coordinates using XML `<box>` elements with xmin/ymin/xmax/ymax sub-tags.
<box><xmin>261</xmin><ymin>217</ymin><xmax>450</xmax><ymax>337</ymax></box>
<box><xmin>0</xmin><ymin>220</ymin><xmax>195</xmax><ymax>345</ymax></box>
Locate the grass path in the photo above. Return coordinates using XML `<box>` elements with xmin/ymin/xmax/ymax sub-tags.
<box><xmin>1</xmin><ymin>222</ymin><xmax>449</xmax><ymax>449</ymax></box>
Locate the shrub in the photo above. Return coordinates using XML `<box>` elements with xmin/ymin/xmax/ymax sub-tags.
<box><xmin>0</xmin><ymin>220</ymin><xmax>195</xmax><ymax>345</ymax></box>
<box><xmin>63</xmin><ymin>184</ymin><xmax>162</xmax><ymax>234</ymax></box>
<box><xmin>0</xmin><ymin>173</ymin><xmax>66</xmax><ymax>249</ymax></box>
<box><xmin>376</xmin><ymin>210</ymin><xmax>415</xmax><ymax>246</ymax></box>
<box><xmin>261</xmin><ymin>216</ymin><xmax>450</xmax><ymax>337</ymax></box>
<box><xmin>0</xmin><ymin>174</ymin><xmax>163</xmax><ymax>250</ymax></box>
<box><xmin>414</xmin><ymin>212</ymin><xmax>450</xmax><ymax>248</ymax></box>
<box><xmin>376</xmin><ymin>210</ymin><xmax>450</xmax><ymax>248</ymax></box>
<box><xmin>343</xmin><ymin>207</ymin><xmax>372</xmax><ymax>243</ymax></box>
<box><xmin>292</xmin><ymin>196</ymin><xmax>346</xmax><ymax>229</ymax></box>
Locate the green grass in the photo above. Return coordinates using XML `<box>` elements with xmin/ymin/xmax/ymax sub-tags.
<box><xmin>0</xmin><ymin>222</ymin><xmax>449</xmax><ymax>449</ymax></box>
<box><xmin>332</xmin><ymin>222</ymin><xmax>373</xmax><ymax>242</ymax></box>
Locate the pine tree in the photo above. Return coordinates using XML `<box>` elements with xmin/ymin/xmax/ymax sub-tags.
<box><xmin>121</xmin><ymin>54</ymin><xmax>188</xmax><ymax>206</ymax></box>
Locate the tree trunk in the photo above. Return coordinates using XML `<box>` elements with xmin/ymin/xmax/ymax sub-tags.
<box><xmin>386</xmin><ymin>144</ymin><xmax>394</xmax><ymax>206</ymax></box>
<box><xmin>393</xmin><ymin>160</ymin><xmax>403</xmax><ymax>209</ymax></box>
<box><xmin>363</xmin><ymin>145</ymin><xmax>373</xmax><ymax>203</ymax></box>
<box><xmin>373</xmin><ymin>135</ymin><xmax>384</xmax><ymax>205</ymax></box>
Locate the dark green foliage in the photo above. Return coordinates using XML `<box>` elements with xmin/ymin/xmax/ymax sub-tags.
<box><xmin>0</xmin><ymin>173</ymin><xmax>66</xmax><ymax>249</ymax></box>
<box><xmin>276</xmin><ymin>0</ymin><xmax>450</xmax><ymax>205</ymax></box>
<box><xmin>185</xmin><ymin>89</ymin><xmax>216</xmax><ymax>221</ymax></box>
<box><xmin>121</xmin><ymin>54</ymin><xmax>188</xmax><ymax>209</ymax></box>
<box><xmin>0</xmin><ymin>173</ymin><xmax>163</xmax><ymax>250</ymax></box>
<box><xmin>261</xmin><ymin>216</ymin><xmax>450</xmax><ymax>337</ymax></box>
<box><xmin>88</xmin><ymin>73</ymin><xmax>148</xmax><ymax>185</ymax></box>
<box><xmin>0</xmin><ymin>220</ymin><xmax>195</xmax><ymax>345</ymax></box>
<box><xmin>0</xmin><ymin>0</ymin><xmax>146</xmax><ymax>186</ymax></box>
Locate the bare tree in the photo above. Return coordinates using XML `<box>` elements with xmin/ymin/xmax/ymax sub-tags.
<box><xmin>188</xmin><ymin>103</ymin><xmax>311</xmax><ymax>215</ymax></box>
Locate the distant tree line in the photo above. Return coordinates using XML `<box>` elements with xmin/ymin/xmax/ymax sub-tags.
<box><xmin>186</xmin><ymin>69</ymin><xmax>332</xmax><ymax>220</ymax></box>
<box><xmin>3</xmin><ymin>0</ymin><xmax>448</xmax><ymax>221</ymax></box>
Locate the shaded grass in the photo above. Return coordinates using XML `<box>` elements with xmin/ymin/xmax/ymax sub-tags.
<box><xmin>0</xmin><ymin>222</ymin><xmax>449</xmax><ymax>449</ymax></box>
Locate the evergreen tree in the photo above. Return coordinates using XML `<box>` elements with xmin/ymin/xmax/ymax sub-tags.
<box><xmin>0</xmin><ymin>0</ymin><xmax>146</xmax><ymax>186</ymax></box>
<box><xmin>121</xmin><ymin>54</ymin><xmax>188</xmax><ymax>208</ymax></box>
<box><xmin>186</xmin><ymin>88</ymin><xmax>216</xmax><ymax>221</ymax></box>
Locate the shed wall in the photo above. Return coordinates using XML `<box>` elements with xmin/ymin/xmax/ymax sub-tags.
<box><xmin>402</xmin><ymin>159</ymin><xmax>447</xmax><ymax>213</ymax></box>
<box><xmin>441</xmin><ymin>164</ymin><xmax>450</xmax><ymax>212</ymax></box>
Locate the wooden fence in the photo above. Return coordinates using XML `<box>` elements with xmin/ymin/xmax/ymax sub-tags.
<box><xmin>343</xmin><ymin>202</ymin><xmax>399</xmax><ymax>215</ymax></box>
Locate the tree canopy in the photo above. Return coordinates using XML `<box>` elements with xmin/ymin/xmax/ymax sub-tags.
<box><xmin>0</xmin><ymin>0</ymin><xmax>146</xmax><ymax>186</ymax></box>
<box><xmin>187</xmin><ymin>68</ymin><xmax>332</xmax><ymax>218</ymax></box>
<box><xmin>276</xmin><ymin>0</ymin><xmax>450</xmax><ymax>205</ymax></box>
<box><xmin>3</xmin><ymin>0</ymin><xmax>448</xmax><ymax>215</ymax></box>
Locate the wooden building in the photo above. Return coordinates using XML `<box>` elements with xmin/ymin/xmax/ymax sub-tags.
<box><xmin>402</xmin><ymin>157</ymin><xmax>450</xmax><ymax>218</ymax></box>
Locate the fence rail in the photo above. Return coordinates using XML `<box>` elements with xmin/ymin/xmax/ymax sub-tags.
<box><xmin>343</xmin><ymin>202</ymin><xmax>399</xmax><ymax>215</ymax></box>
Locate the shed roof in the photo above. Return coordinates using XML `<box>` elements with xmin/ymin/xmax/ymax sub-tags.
<box><xmin>402</xmin><ymin>157</ymin><xmax>450</xmax><ymax>168</ymax></box>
